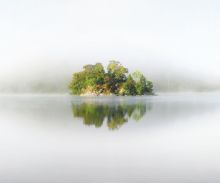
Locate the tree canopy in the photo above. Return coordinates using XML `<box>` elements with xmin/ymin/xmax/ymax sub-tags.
<box><xmin>69</xmin><ymin>61</ymin><xmax>153</xmax><ymax>96</ymax></box>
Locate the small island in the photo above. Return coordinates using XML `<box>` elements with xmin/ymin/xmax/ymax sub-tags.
<box><xmin>69</xmin><ymin>61</ymin><xmax>153</xmax><ymax>96</ymax></box>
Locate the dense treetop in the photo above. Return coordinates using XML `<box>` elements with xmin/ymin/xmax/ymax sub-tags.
<box><xmin>69</xmin><ymin>61</ymin><xmax>153</xmax><ymax>96</ymax></box>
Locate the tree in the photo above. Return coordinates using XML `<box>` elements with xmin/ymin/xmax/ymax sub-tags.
<box><xmin>83</xmin><ymin>63</ymin><xmax>105</xmax><ymax>88</ymax></box>
<box><xmin>69</xmin><ymin>61</ymin><xmax>153</xmax><ymax>96</ymax></box>
<box><xmin>122</xmin><ymin>75</ymin><xmax>137</xmax><ymax>96</ymax></box>
<box><xmin>132</xmin><ymin>71</ymin><xmax>142</xmax><ymax>83</ymax></box>
<box><xmin>146</xmin><ymin>80</ymin><xmax>153</xmax><ymax>93</ymax></box>
<box><xmin>69</xmin><ymin>63</ymin><xmax>105</xmax><ymax>95</ymax></box>
<box><xmin>107</xmin><ymin>61</ymin><xmax>128</xmax><ymax>94</ymax></box>
<box><xmin>69</xmin><ymin>71</ymin><xmax>86</xmax><ymax>95</ymax></box>
<box><xmin>132</xmin><ymin>71</ymin><xmax>153</xmax><ymax>95</ymax></box>
<box><xmin>107</xmin><ymin>61</ymin><xmax>128</xmax><ymax>82</ymax></box>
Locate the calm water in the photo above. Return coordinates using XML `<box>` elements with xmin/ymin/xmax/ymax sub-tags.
<box><xmin>1</xmin><ymin>93</ymin><xmax>220</xmax><ymax>183</ymax></box>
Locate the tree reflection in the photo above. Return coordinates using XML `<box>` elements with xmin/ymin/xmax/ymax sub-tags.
<box><xmin>72</xmin><ymin>102</ymin><xmax>151</xmax><ymax>130</ymax></box>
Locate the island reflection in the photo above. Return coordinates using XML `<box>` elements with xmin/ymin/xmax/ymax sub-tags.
<box><xmin>72</xmin><ymin>101</ymin><xmax>151</xmax><ymax>130</ymax></box>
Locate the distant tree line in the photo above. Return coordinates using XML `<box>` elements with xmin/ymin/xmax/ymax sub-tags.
<box><xmin>69</xmin><ymin>61</ymin><xmax>153</xmax><ymax>96</ymax></box>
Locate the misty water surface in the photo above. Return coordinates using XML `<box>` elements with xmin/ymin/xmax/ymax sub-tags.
<box><xmin>1</xmin><ymin>93</ymin><xmax>220</xmax><ymax>183</ymax></box>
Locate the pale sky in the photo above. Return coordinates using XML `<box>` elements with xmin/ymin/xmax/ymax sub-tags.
<box><xmin>1</xmin><ymin>0</ymin><xmax>220</xmax><ymax>91</ymax></box>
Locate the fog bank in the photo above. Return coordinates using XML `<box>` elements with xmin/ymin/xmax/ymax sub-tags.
<box><xmin>1</xmin><ymin>0</ymin><xmax>220</xmax><ymax>93</ymax></box>
<box><xmin>0</xmin><ymin>60</ymin><xmax>219</xmax><ymax>93</ymax></box>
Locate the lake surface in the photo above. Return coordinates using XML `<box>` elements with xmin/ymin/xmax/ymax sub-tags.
<box><xmin>1</xmin><ymin>93</ymin><xmax>220</xmax><ymax>183</ymax></box>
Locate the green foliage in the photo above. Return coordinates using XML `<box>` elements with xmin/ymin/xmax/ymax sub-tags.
<box><xmin>146</xmin><ymin>80</ymin><xmax>153</xmax><ymax>93</ymax></box>
<box><xmin>106</xmin><ymin>61</ymin><xmax>128</xmax><ymax>94</ymax></box>
<box><xmin>69</xmin><ymin>71</ymin><xmax>86</xmax><ymax>95</ymax></box>
<box><xmin>132</xmin><ymin>71</ymin><xmax>142</xmax><ymax>82</ymax></box>
<box><xmin>69</xmin><ymin>63</ymin><xmax>105</xmax><ymax>95</ymax></box>
<box><xmin>107</xmin><ymin>61</ymin><xmax>128</xmax><ymax>82</ymax></box>
<box><xmin>122</xmin><ymin>75</ymin><xmax>137</xmax><ymax>96</ymax></box>
<box><xmin>69</xmin><ymin>61</ymin><xmax>154</xmax><ymax>96</ymax></box>
<box><xmin>132</xmin><ymin>70</ymin><xmax>154</xmax><ymax>95</ymax></box>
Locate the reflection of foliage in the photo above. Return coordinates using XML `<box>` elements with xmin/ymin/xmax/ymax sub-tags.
<box><xmin>72</xmin><ymin>102</ymin><xmax>151</xmax><ymax>130</ymax></box>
